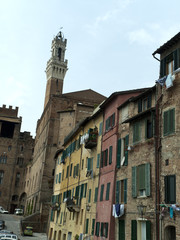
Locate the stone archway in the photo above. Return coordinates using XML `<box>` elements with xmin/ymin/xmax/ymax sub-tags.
<box><xmin>19</xmin><ymin>192</ymin><xmax>27</xmax><ymax>210</ymax></box>
<box><xmin>165</xmin><ymin>225</ymin><xmax>176</xmax><ymax>240</ymax></box>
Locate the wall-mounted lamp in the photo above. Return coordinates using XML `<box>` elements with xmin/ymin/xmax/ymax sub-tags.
<box><xmin>137</xmin><ymin>203</ymin><xmax>147</xmax><ymax>219</ymax></box>
<box><xmin>86</xmin><ymin>204</ymin><xmax>91</xmax><ymax>212</ymax></box>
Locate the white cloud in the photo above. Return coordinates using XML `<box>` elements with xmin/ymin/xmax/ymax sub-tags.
<box><xmin>128</xmin><ymin>29</ymin><xmax>154</xmax><ymax>45</ymax></box>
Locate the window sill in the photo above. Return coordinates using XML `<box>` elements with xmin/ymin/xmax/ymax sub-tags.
<box><xmin>137</xmin><ymin>195</ymin><xmax>147</xmax><ymax>199</ymax></box>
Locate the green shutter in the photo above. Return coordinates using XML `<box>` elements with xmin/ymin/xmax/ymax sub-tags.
<box><xmin>147</xmin><ymin>95</ymin><xmax>152</xmax><ymax>109</ymax></box>
<box><xmin>131</xmin><ymin>220</ymin><xmax>137</xmax><ymax>240</ymax></box>
<box><xmin>73</xmin><ymin>166</ymin><xmax>76</xmax><ymax>178</ymax></box>
<box><xmin>109</xmin><ymin>146</ymin><xmax>112</xmax><ymax>165</ymax></box>
<box><xmin>92</xmin><ymin>219</ymin><xmax>95</xmax><ymax>235</ymax></box>
<box><xmin>105</xmin><ymin>223</ymin><xmax>108</xmax><ymax>238</ymax></box>
<box><xmin>99</xmin><ymin>122</ymin><xmax>103</xmax><ymax>136</ymax></box>
<box><xmin>124</xmin><ymin>135</ymin><xmax>129</xmax><ymax>166</ymax></box>
<box><xmin>105</xmin><ymin>149</ymin><xmax>108</xmax><ymax>166</ymax></box>
<box><xmin>117</xmin><ymin>138</ymin><xmax>121</xmax><ymax>168</ymax></box>
<box><xmin>169</xmin><ymin>108</ymin><xmax>175</xmax><ymax>134</ymax></box>
<box><xmin>132</xmin><ymin>166</ymin><xmax>137</xmax><ymax>198</ymax></box>
<box><xmin>58</xmin><ymin>173</ymin><xmax>61</xmax><ymax>183</ymax></box>
<box><xmin>94</xmin><ymin>187</ymin><xmax>98</xmax><ymax>202</ymax></box>
<box><xmin>70</xmin><ymin>164</ymin><xmax>72</xmax><ymax>176</ymax></box>
<box><xmin>116</xmin><ymin>181</ymin><xmax>120</xmax><ymax>203</ymax></box>
<box><xmin>84</xmin><ymin>183</ymin><xmax>87</xmax><ymax>197</ymax></box>
<box><xmin>76</xmin><ymin>164</ymin><xmax>79</xmax><ymax>176</ymax></box>
<box><xmin>112</xmin><ymin>113</ymin><xmax>115</xmax><ymax>126</ymax></box>
<box><xmin>119</xmin><ymin>220</ymin><xmax>125</xmax><ymax>240</ymax></box>
<box><xmin>88</xmin><ymin>189</ymin><xmax>91</xmax><ymax>203</ymax></box>
<box><xmin>173</xmin><ymin>49</ymin><xmax>178</xmax><ymax>70</ymax></box>
<box><xmin>145</xmin><ymin>163</ymin><xmax>151</xmax><ymax>196</ymax></box>
<box><xmin>160</xmin><ymin>58</ymin><xmax>166</xmax><ymax>77</ymax></box>
<box><xmin>138</xmin><ymin>164</ymin><xmax>145</xmax><ymax>190</ymax></box>
<box><xmin>87</xmin><ymin>158</ymin><xmax>91</xmax><ymax>171</ymax></box>
<box><xmin>66</xmin><ymin>166</ymin><xmax>69</xmax><ymax>178</ymax></box>
<box><xmin>75</xmin><ymin>185</ymin><xmax>79</xmax><ymax>197</ymax></box>
<box><xmin>80</xmin><ymin>184</ymin><xmax>84</xmax><ymax>199</ymax></box>
<box><xmin>97</xmin><ymin>154</ymin><xmax>100</xmax><ymax>168</ymax></box>
<box><xmin>163</xmin><ymin>111</ymin><xmax>168</xmax><ymax>135</ymax></box>
<box><xmin>124</xmin><ymin>179</ymin><xmax>127</xmax><ymax>203</ymax></box>
<box><xmin>146</xmin><ymin>221</ymin><xmax>151</xmax><ymax>240</ymax></box>
<box><xmin>100</xmin><ymin>184</ymin><xmax>104</xmax><ymax>201</ymax></box>
<box><xmin>85</xmin><ymin>219</ymin><xmax>89</xmax><ymax>234</ymax></box>
<box><xmin>106</xmin><ymin>182</ymin><xmax>111</xmax><ymax>200</ymax></box>
<box><xmin>101</xmin><ymin>222</ymin><xmax>104</xmax><ymax>236</ymax></box>
<box><xmin>101</xmin><ymin>152</ymin><xmax>104</xmax><ymax>168</ymax></box>
<box><xmin>96</xmin><ymin>222</ymin><xmax>100</xmax><ymax>236</ymax></box>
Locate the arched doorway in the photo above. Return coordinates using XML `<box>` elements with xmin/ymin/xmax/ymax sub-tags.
<box><xmin>19</xmin><ymin>192</ymin><xmax>27</xmax><ymax>210</ymax></box>
<box><xmin>165</xmin><ymin>225</ymin><xmax>176</xmax><ymax>240</ymax></box>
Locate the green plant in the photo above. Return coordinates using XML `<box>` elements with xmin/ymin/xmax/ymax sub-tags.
<box><xmin>75</xmin><ymin>234</ymin><xmax>79</xmax><ymax>240</ymax></box>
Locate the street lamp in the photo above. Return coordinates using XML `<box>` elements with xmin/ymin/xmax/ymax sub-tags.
<box><xmin>137</xmin><ymin>203</ymin><xmax>147</xmax><ymax>219</ymax></box>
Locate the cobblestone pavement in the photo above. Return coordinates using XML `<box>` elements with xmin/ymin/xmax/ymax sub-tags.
<box><xmin>0</xmin><ymin>214</ymin><xmax>47</xmax><ymax>240</ymax></box>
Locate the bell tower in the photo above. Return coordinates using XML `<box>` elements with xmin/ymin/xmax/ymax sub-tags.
<box><xmin>44</xmin><ymin>32</ymin><xmax>68</xmax><ymax>109</ymax></box>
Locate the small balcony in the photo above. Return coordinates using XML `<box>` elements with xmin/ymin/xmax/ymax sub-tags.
<box><xmin>66</xmin><ymin>197</ymin><xmax>80</xmax><ymax>212</ymax></box>
<box><xmin>85</xmin><ymin>128</ymin><xmax>98</xmax><ymax>149</ymax></box>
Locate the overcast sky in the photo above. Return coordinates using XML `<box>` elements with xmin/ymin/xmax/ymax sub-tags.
<box><xmin>0</xmin><ymin>0</ymin><xmax>179</xmax><ymax>137</ymax></box>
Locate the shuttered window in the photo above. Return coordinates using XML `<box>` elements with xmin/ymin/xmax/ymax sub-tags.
<box><xmin>92</xmin><ymin>219</ymin><xmax>95</xmax><ymax>235</ymax></box>
<box><xmin>66</xmin><ymin>165</ymin><xmax>69</xmax><ymax>178</ymax></box>
<box><xmin>131</xmin><ymin>220</ymin><xmax>137</xmax><ymax>240</ymax></box>
<box><xmin>119</xmin><ymin>220</ymin><xmax>125</xmax><ymax>240</ymax></box>
<box><xmin>104</xmin><ymin>149</ymin><xmax>108</xmax><ymax>166</ymax></box>
<box><xmin>165</xmin><ymin>175</ymin><xmax>176</xmax><ymax>204</ymax></box>
<box><xmin>97</xmin><ymin>154</ymin><xmax>100</xmax><ymax>168</ymax></box>
<box><xmin>105</xmin><ymin>113</ymin><xmax>115</xmax><ymax>131</ymax></box>
<box><xmin>58</xmin><ymin>173</ymin><xmax>61</xmax><ymax>183</ymax></box>
<box><xmin>117</xmin><ymin>138</ymin><xmax>121</xmax><ymax>168</ymax></box>
<box><xmin>84</xmin><ymin>183</ymin><xmax>87</xmax><ymax>197</ymax></box>
<box><xmin>109</xmin><ymin>146</ymin><xmax>112</xmax><ymax>165</ymax></box>
<box><xmin>133</xmin><ymin>122</ymin><xmax>141</xmax><ymax>143</ymax></box>
<box><xmin>69</xmin><ymin>164</ymin><xmax>73</xmax><ymax>176</ymax></box>
<box><xmin>100</xmin><ymin>184</ymin><xmax>104</xmax><ymax>201</ymax></box>
<box><xmin>116</xmin><ymin>179</ymin><xmax>127</xmax><ymax>203</ymax></box>
<box><xmin>99</xmin><ymin>122</ymin><xmax>103</xmax><ymax>136</ymax></box>
<box><xmin>132</xmin><ymin>163</ymin><xmax>150</xmax><ymax>198</ymax></box>
<box><xmin>163</xmin><ymin>108</ymin><xmax>175</xmax><ymax>136</ymax></box>
<box><xmin>85</xmin><ymin>219</ymin><xmax>89</xmax><ymax>234</ymax></box>
<box><xmin>106</xmin><ymin>182</ymin><xmax>111</xmax><ymax>200</ymax></box>
<box><xmin>94</xmin><ymin>187</ymin><xmax>98</xmax><ymax>202</ymax></box>
<box><xmin>101</xmin><ymin>222</ymin><xmax>104</xmax><ymax>237</ymax></box>
<box><xmin>95</xmin><ymin>222</ymin><xmax>100</xmax><ymax>236</ymax></box>
<box><xmin>88</xmin><ymin>189</ymin><xmax>91</xmax><ymax>203</ymax></box>
<box><xmin>124</xmin><ymin>135</ymin><xmax>129</xmax><ymax>166</ymax></box>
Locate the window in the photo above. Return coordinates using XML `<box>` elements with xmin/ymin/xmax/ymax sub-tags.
<box><xmin>163</xmin><ymin>108</ymin><xmax>175</xmax><ymax>136</ymax></box>
<box><xmin>138</xmin><ymin>95</ymin><xmax>152</xmax><ymax>113</ymax></box>
<box><xmin>82</xmin><ymin>159</ymin><xmax>84</xmax><ymax>170</ymax></box>
<box><xmin>88</xmin><ymin>189</ymin><xmax>91</xmax><ymax>203</ymax></box>
<box><xmin>109</xmin><ymin>146</ymin><xmax>112</xmax><ymax>165</ymax></box>
<box><xmin>146</xmin><ymin>117</ymin><xmax>153</xmax><ymax>139</ymax></box>
<box><xmin>101</xmin><ymin>222</ymin><xmax>108</xmax><ymax>238</ymax></box>
<box><xmin>62</xmin><ymin>169</ymin><xmax>64</xmax><ymax>181</ymax></box>
<box><xmin>94</xmin><ymin>187</ymin><xmax>98</xmax><ymax>202</ymax></box>
<box><xmin>160</xmin><ymin>48</ymin><xmax>180</xmax><ymax>77</ymax></box>
<box><xmin>99</xmin><ymin>122</ymin><xmax>103</xmax><ymax>136</ymax></box>
<box><xmin>55</xmin><ymin>174</ymin><xmax>58</xmax><ymax>184</ymax></box>
<box><xmin>132</xmin><ymin>163</ymin><xmax>150</xmax><ymax>198</ymax></box>
<box><xmin>106</xmin><ymin>182</ymin><xmax>111</xmax><ymax>201</ymax></box>
<box><xmin>97</xmin><ymin>154</ymin><xmax>100</xmax><ymax>168</ymax></box>
<box><xmin>73</xmin><ymin>164</ymin><xmax>79</xmax><ymax>178</ymax></box>
<box><xmin>101</xmin><ymin>149</ymin><xmax>108</xmax><ymax>168</ymax></box>
<box><xmin>119</xmin><ymin>220</ymin><xmax>125</xmax><ymax>240</ymax></box>
<box><xmin>131</xmin><ymin>220</ymin><xmax>151</xmax><ymax>240</ymax></box>
<box><xmin>58</xmin><ymin>173</ymin><xmax>61</xmax><ymax>183</ymax></box>
<box><xmin>116</xmin><ymin>179</ymin><xmax>127</xmax><ymax>203</ymax></box>
<box><xmin>0</xmin><ymin>155</ymin><xmax>7</xmax><ymax>164</ymax></box>
<box><xmin>117</xmin><ymin>135</ymin><xmax>129</xmax><ymax>168</ymax></box>
<box><xmin>85</xmin><ymin>219</ymin><xmax>89</xmax><ymax>234</ymax></box>
<box><xmin>66</xmin><ymin>166</ymin><xmax>69</xmax><ymax>178</ymax></box>
<box><xmin>100</xmin><ymin>184</ymin><xmax>104</xmax><ymax>201</ymax></box>
<box><xmin>17</xmin><ymin>157</ymin><xmax>24</xmax><ymax>166</ymax></box>
<box><xmin>105</xmin><ymin>113</ymin><xmax>115</xmax><ymax>132</ymax></box>
<box><xmin>87</xmin><ymin>158</ymin><xmax>93</xmax><ymax>171</ymax></box>
<box><xmin>133</xmin><ymin>122</ymin><xmax>141</xmax><ymax>143</ymax></box>
<box><xmin>15</xmin><ymin>172</ymin><xmax>20</xmax><ymax>187</ymax></box>
<box><xmin>70</xmin><ymin>164</ymin><xmax>73</xmax><ymax>176</ymax></box>
<box><xmin>165</xmin><ymin>175</ymin><xmax>176</xmax><ymax>204</ymax></box>
<box><xmin>95</xmin><ymin>222</ymin><xmax>100</xmax><ymax>237</ymax></box>
<box><xmin>92</xmin><ymin>219</ymin><xmax>95</xmax><ymax>235</ymax></box>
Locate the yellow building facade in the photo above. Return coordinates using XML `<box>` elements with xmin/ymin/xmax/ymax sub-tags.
<box><xmin>49</xmin><ymin>108</ymin><xmax>103</xmax><ymax>240</ymax></box>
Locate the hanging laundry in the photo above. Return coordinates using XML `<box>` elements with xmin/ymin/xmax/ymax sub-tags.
<box><xmin>173</xmin><ymin>67</ymin><xmax>180</xmax><ymax>74</ymax></box>
<box><xmin>112</xmin><ymin>204</ymin><xmax>118</xmax><ymax>218</ymax></box>
<box><xmin>156</xmin><ymin>76</ymin><xmax>167</xmax><ymax>86</ymax></box>
<box><xmin>119</xmin><ymin>204</ymin><xmax>125</xmax><ymax>217</ymax></box>
<box><xmin>166</xmin><ymin>74</ymin><xmax>173</xmax><ymax>89</ymax></box>
<box><xmin>170</xmin><ymin>207</ymin><xmax>173</xmax><ymax>219</ymax></box>
<box><xmin>115</xmin><ymin>203</ymin><xmax>120</xmax><ymax>216</ymax></box>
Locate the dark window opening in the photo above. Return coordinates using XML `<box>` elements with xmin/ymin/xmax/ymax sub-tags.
<box><xmin>58</xmin><ymin>48</ymin><xmax>62</xmax><ymax>60</ymax></box>
<box><xmin>0</xmin><ymin>121</ymin><xmax>15</xmax><ymax>138</ymax></box>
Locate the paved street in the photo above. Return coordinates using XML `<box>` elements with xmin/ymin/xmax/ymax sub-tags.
<box><xmin>0</xmin><ymin>214</ymin><xmax>47</xmax><ymax>240</ymax></box>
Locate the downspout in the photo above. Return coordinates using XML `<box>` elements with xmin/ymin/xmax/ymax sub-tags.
<box><xmin>153</xmin><ymin>51</ymin><xmax>161</xmax><ymax>240</ymax></box>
